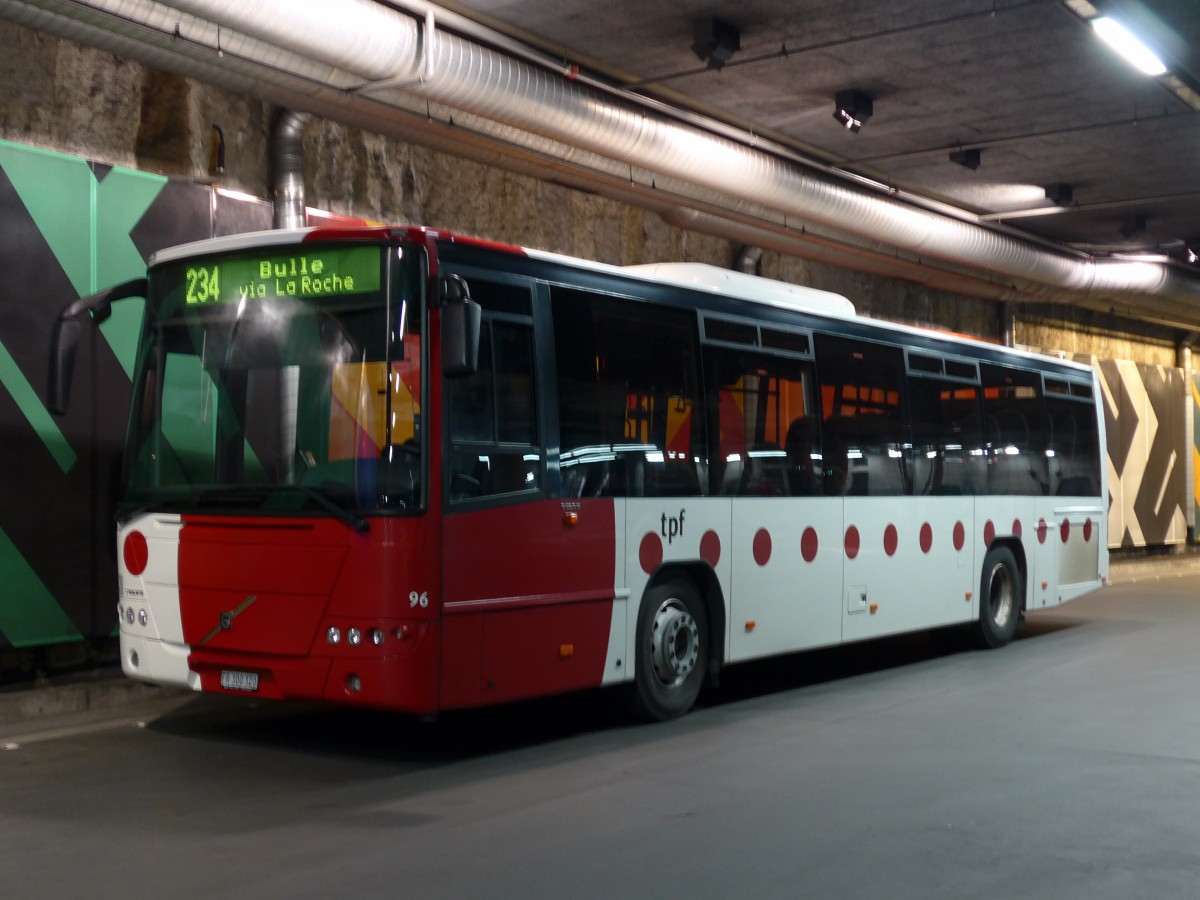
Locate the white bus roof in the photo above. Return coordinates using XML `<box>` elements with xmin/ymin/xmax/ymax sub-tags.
<box><xmin>145</xmin><ymin>226</ymin><xmax>1091</xmax><ymax>377</ymax></box>
<box><xmin>148</xmin><ymin>227</ymin><xmax>319</xmax><ymax>267</ymax></box>
<box><xmin>623</xmin><ymin>262</ymin><xmax>856</xmax><ymax>317</ymax></box>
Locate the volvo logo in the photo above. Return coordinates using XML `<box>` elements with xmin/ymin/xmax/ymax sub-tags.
<box><xmin>200</xmin><ymin>595</ymin><xmax>257</xmax><ymax>645</ymax></box>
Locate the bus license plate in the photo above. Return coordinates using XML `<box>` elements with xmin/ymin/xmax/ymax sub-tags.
<box><xmin>220</xmin><ymin>670</ymin><xmax>259</xmax><ymax>692</ymax></box>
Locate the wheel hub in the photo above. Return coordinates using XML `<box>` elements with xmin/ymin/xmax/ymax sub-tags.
<box><xmin>649</xmin><ymin>599</ymin><xmax>700</xmax><ymax>688</ymax></box>
<box><xmin>989</xmin><ymin>564</ymin><xmax>1014</xmax><ymax>627</ymax></box>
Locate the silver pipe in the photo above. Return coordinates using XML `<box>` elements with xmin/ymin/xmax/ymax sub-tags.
<box><xmin>734</xmin><ymin>245</ymin><xmax>762</xmax><ymax>275</ymax></box>
<box><xmin>144</xmin><ymin>0</ymin><xmax>1192</xmax><ymax>302</ymax></box>
<box><xmin>1001</xmin><ymin>302</ymin><xmax>1016</xmax><ymax>348</ymax></box>
<box><xmin>6</xmin><ymin>0</ymin><xmax>1200</xmax><ymax>318</ymax></box>
<box><xmin>271</xmin><ymin>109</ymin><xmax>310</xmax><ymax>229</ymax></box>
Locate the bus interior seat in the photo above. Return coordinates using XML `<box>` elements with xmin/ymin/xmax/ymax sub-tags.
<box><xmin>820</xmin><ymin>416</ymin><xmax>852</xmax><ymax>495</ymax></box>
<box><xmin>784</xmin><ymin>416</ymin><xmax>821</xmax><ymax>496</ymax></box>
<box><xmin>741</xmin><ymin>443</ymin><xmax>789</xmax><ymax>496</ymax></box>
<box><xmin>646</xmin><ymin>458</ymin><xmax>702</xmax><ymax>496</ymax></box>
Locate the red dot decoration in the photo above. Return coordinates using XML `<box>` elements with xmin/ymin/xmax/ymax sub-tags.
<box><xmin>1037</xmin><ymin>518</ymin><xmax>1048</xmax><ymax>544</ymax></box>
<box><xmin>883</xmin><ymin>524</ymin><xmax>898</xmax><ymax>557</ymax></box>
<box><xmin>639</xmin><ymin>532</ymin><xmax>663</xmax><ymax>575</ymax></box>
<box><xmin>753</xmin><ymin>528</ymin><xmax>772</xmax><ymax>567</ymax></box>
<box><xmin>700</xmin><ymin>530</ymin><xmax>721</xmax><ymax>567</ymax></box>
<box><xmin>1060</xmin><ymin>519</ymin><xmax>1071</xmax><ymax>544</ymax></box>
<box><xmin>919</xmin><ymin>523</ymin><xmax>933</xmax><ymax>554</ymax></box>
<box><xmin>1012</xmin><ymin>519</ymin><xmax>1023</xmax><ymax>540</ymax></box>
<box><xmin>123</xmin><ymin>531</ymin><xmax>149</xmax><ymax>576</ymax></box>
<box><xmin>983</xmin><ymin>520</ymin><xmax>995</xmax><ymax>547</ymax></box>
<box><xmin>953</xmin><ymin>521</ymin><xmax>966</xmax><ymax>552</ymax></box>
<box><xmin>801</xmin><ymin>527</ymin><xmax>819</xmax><ymax>563</ymax></box>
<box><xmin>845</xmin><ymin>525</ymin><xmax>861</xmax><ymax>560</ymax></box>
<box><xmin>1083</xmin><ymin>518</ymin><xmax>1093</xmax><ymax>542</ymax></box>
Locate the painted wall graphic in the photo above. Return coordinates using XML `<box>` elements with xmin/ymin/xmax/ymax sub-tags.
<box><xmin>1193</xmin><ymin>372</ymin><xmax>1200</xmax><ymax>525</ymax></box>
<box><xmin>0</xmin><ymin>139</ymin><xmax>271</xmax><ymax>649</ymax></box>
<box><xmin>1094</xmin><ymin>358</ymin><xmax>1187</xmax><ymax>549</ymax></box>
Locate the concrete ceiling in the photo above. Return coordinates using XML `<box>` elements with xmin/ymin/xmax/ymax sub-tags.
<box><xmin>437</xmin><ymin>0</ymin><xmax>1200</xmax><ymax>264</ymax></box>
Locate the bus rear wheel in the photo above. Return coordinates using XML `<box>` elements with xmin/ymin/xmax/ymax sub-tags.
<box><xmin>974</xmin><ymin>545</ymin><xmax>1021</xmax><ymax>649</ymax></box>
<box><xmin>631</xmin><ymin>577</ymin><xmax>708</xmax><ymax>721</ymax></box>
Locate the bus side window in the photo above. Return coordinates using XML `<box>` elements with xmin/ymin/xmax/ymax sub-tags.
<box><xmin>551</xmin><ymin>287</ymin><xmax>704</xmax><ymax>498</ymax></box>
<box><xmin>907</xmin><ymin>375</ymin><xmax>985</xmax><ymax>496</ymax></box>
<box><xmin>813</xmin><ymin>335</ymin><xmax>908</xmax><ymax>496</ymax></box>
<box><xmin>708</xmin><ymin>348</ymin><xmax>815</xmax><ymax>497</ymax></box>
<box><xmin>1045</xmin><ymin>392</ymin><xmax>1101</xmax><ymax>496</ymax></box>
<box><xmin>980</xmin><ymin>364</ymin><xmax>1048</xmax><ymax>496</ymax></box>
<box><xmin>446</xmin><ymin>280</ymin><xmax>542</xmax><ymax>503</ymax></box>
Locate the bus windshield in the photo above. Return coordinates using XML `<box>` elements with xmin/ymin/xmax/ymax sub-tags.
<box><xmin>123</xmin><ymin>242</ymin><xmax>424</xmax><ymax>521</ymax></box>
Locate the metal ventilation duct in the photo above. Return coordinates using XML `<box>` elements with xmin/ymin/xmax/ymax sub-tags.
<box><xmin>4</xmin><ymin>0</ymin><xmax>1200</xmax><ymax>326</ymax></box>
<box><xmin>271</xmin><ymin>109</ymin><xmax>310</xmax><ymax>230</ymax></box>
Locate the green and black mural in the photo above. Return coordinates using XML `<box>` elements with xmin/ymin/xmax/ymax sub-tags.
<box><xmin>0</xmin><ymin>139</ymin><xmax>269</xmax><ymax>649</ymax></box>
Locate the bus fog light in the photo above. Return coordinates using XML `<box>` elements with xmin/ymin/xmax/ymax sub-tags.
<box><xmin>138</xmin><ymin>609</ymin><xmax>148</xmax><ymax>627</ymax></box>
<box><xmin>129</xmin><ymin>650</ymin><xmax>139</xmax><ymax>669</ymax></box>
<box><xmin>370</xmin><ymin>628</ymin><xmax>385</xmax><ymax>646</ymax></box>
<box><xmin>326</xmin><ymin>627</ymin><xmax>341</xmax><ymax>645</ymax></box>
<box><xmin>347</xmin><ymin>627</ymin><xmax>362</xmax><ymax>646</ymax></box>
<box><xmin>346</xmin><ymin>674</ymin><xmax>362</xmax><ymax>693</ymax></box>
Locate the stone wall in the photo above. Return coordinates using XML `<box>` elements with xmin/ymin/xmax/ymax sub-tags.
<box><xmin>1017</xmin><ymin>306</ymin><xmax>1181</xmax><ymax>369</ymax></box>
<box><xmin>0</xmin><ymin>18</ymin><xmax>1180</xmax><ymax>366</ymax></box>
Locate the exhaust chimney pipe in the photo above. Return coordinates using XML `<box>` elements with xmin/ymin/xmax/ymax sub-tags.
<box><xmin>734</xmin><ymin>245</ymin><xmax>763</xmax><ymax>275</ymax></box>
<box><xmin>272</xmin><ymin>109</ymin><xmax>311</xmax><ymax>229</ymax></box>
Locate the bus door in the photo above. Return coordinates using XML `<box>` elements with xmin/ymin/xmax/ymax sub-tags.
<box><xmin>440</xmin><ymin>274</ymin><xmax>618</xmax><ymax>709</ymax></box>
<box><xmin>551</xmin><ymin>287</ymin><xmax>715</xmax><ymax>689</ymax></box>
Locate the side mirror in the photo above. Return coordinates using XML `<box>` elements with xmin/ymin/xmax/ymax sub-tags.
<box><xmin>439</xmin><ymin>274</ymin><xmax>481</xmax><ymax>378</ymax></box>
<box><xmin>48</xmin><ymin>316</ymin><xmax>84</xmax><ymax>415</ymax></box>
<box><xmin>48</xmin><ymin>278</ymin><xmax>146</xmax><ymax>414</ymax></box>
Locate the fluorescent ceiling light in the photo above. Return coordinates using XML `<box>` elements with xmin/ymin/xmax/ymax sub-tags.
<box><xmin>1092</xmin><ymin>17</ymin><xmax>1167</xmax><ymax>76</ymax></box>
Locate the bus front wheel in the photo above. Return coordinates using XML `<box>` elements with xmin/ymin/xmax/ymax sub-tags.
<box><xmin>631</xmin><ymin>577</ymin><xmax>708</xmax><ymax>721</ymax></box>
<box><xmin>975</xmin><ymin>545</ymin><xmax>1021</xmax><ymax>649</ymax></box>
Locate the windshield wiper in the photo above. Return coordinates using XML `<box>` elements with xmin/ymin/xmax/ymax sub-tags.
<box><xmin>121</xmin><ymin>484</ymin><xmax>371</xmax><ymax>533</ymax></box>
<box><xmin>193</xmin><ymin>484</ymin><xmax>370</xmax><ymax>533</ymax></box>
<box><xmin>271</xmin><ymin>484</ymin><xmax>370</xmax><ymax>533</ymax></box>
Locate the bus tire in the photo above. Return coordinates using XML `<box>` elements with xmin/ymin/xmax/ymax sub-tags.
<box><xmin>631</xmin><ymin>576</ymin><xmax>708</xmax><ymax>721</ymax></box>
<box><xmin>974</xmin><ymin>545</ymin><xmax>1021</xmax><ymax>649</ymax></box>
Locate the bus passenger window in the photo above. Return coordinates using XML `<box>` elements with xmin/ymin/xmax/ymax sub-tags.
<box><xmin>813</xmin><ymin>335</ymin><xmax>907</xmax><ymax>496</ymax></box>
<box><xmin>552</xmin><ymin>288</ymin><xmax>704</xmax><ymax>498</ymax></box>
<box><xmin>907</xmin><ymin>374</ymin><xmax>985</xmax><ymax>496</ymax></box>
<box><xmin>707</xmin><ymin>348</ymin><xmax>814</xmax><ymax>497</ymax></box>
<box><xmin>446</xmin><ymin>281</ymin><xmax>542</xmax><ymax>503</ymax></box>
<box><xmin>980</xmin><ymin>364</ymin><xmax>1048</xmax><ymax>496</ymax></box>
<box><xmin>1045</xmin><ymin>389</ymin><xmax>1101</xmax><ymax>496</ymax></box>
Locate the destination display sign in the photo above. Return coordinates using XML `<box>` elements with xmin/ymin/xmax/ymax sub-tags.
<box><xmin>181</xmin><ymin>245</ymin><xmax>382</xmax><ymax>306</ymax></box>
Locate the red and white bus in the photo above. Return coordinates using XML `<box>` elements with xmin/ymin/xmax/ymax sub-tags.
<box><xmin>52</xmin><ymin>225</ymin><xmax>1107</xmax><ymax>720</ymax></box>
